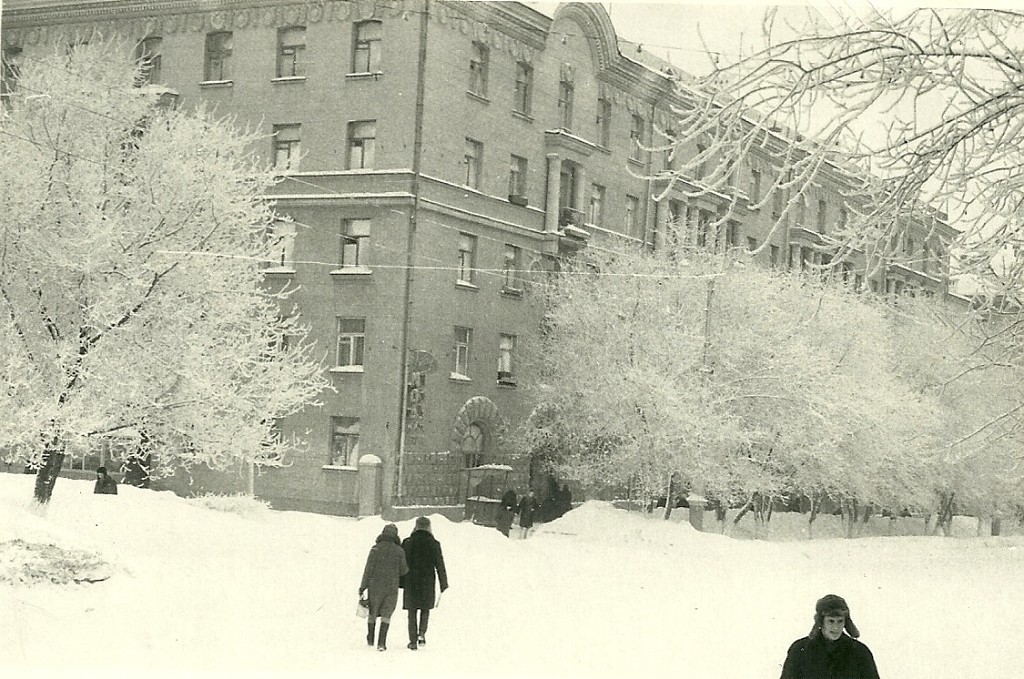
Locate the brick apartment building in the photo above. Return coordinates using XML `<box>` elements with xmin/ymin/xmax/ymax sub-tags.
<box><xmin>1</xmin><ymin>0</ymin><xmax>959</xmax><ymax>516</ymax></box>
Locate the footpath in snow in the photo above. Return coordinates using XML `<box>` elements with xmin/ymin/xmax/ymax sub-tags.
<box><xmin>0</xmin><ymin>474</ymin><xmax>1021</xmax><ymax>679</ymax></box>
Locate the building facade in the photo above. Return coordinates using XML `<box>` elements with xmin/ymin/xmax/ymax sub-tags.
<box><xmin>1</xmin><ymin>0</ymin><xmax>959</xmax><ymax>516</ymax></box>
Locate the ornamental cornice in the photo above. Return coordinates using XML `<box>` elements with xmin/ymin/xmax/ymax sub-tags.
<box><xmin>4</xmin><ymin>0</ymin><xmax>426</xmax><ymax>46</ymax></box>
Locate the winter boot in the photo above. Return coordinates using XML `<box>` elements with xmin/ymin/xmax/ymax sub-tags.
<box><xmin>366</xmin><ymin>621</ymin><xmax>376</xmax><ymax>647</ymax></box>
<box><xmin>418</xmin><ymin>609</ymin><xmax>430</xmax><ymax>646</ymax></box>
<box><xmin>376</xmin><ymin>622</ymin><xmax>390</xmax><ymax>651</ymax></box>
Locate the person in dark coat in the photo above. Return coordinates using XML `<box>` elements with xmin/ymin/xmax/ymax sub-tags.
<box><xmin>780</xmin><ymin>594</ymin><xmax>880</xmax><ymax>679</ymax></box>
<box><xmin>93</xmin><ymin>467</ymin><xmax>118</xmax><ymax>495</ymax></box>
<box><xmin>554</xmin><ymin>484</ymin><xmax>573</xmax><ymax>519</ymax></box>
<box><xmin>360</xmin><ymin>523</ymin><xmax>409</xmax><ymax>651</ymax></box>
<box><xmin>518</xmin><ymin>490</ymin><xmax>537</xmax><ymax>538</ymax></box>
<box><xmin>496</xmin><ymin>488</ymin><xmax>518</xmax><ymax>537</ymax></box>
<box><xmin>401</xmin><ymin>516</ymin><xmax>448</xmax><ymax>650</ymax></box>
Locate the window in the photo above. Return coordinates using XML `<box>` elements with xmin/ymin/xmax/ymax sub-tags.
<box><xmin>597</xmin><ymin>97</ymin><xmax>612</xmax><ymax>147</ymax></box>
<box><xmin>276</xmin><ymin>27</ymin><xmax>306</xmax><ymax>77</ymax></box>
<box><xmin>347</xmin><ymin>120</ymin><xmax>376</xmax><ymax>169</ymax></box>
<box><xmin>454</xmin><ymin>327</ymin><xmax>472</xmax><ymax>377</ymax></box>
<box><xmin>750</xmin><ymin>169</ymin><xmax>762</xmax><ymax>203</ymax></box>
<box><xmin>508</xmin><ymin>155</ymin><xmax>527</xmax><ymax>197</ymax></box>
<box><xmin>922</xmin><ymin>244</ymin><xmax>931</xmax><ymax>274</ymax></box>
<box><xmin>800</xmin><ymin>246</ymin><xmax>813</xmax><ymax>270</ymax></box>
<box><xmin>796</xmin><ymin>195</ymin><xmax>807</xmax><ymax>227</ymax></box>
<box><xmin>726</xmin><ymin>221</ymin><xmax>740</xmax><ymax>248</ymax></box>
<box><xmin>336</xmin><ymin>318</ymin><xmax>365</xmax><ymax>367</ymax></box>
<box><xmin>692</xmin><ymin>211</ymin><xmax>711</xmax><ymax>248</ymax></box>
<box><xmin>629</xmin><ymin>114</ymin><xmax>644</xmax><ymax>161</ymax></box>
<box><xmin>352</xmin><ymin>21</ymin><xmax>382</xmax><ymax>73</ymax></box>
<box><xmin>498</xmin><ymin>334</ymin><xmax>516</xmax><ymax>384</ymax></box>
<box><xmin>769</xmin><ymin>244</ymin><xmax>780</xmax><ymax>267</ymax></box>
<box><xmin>503</xmin><ymin>244</ymin><xmax>522</xmax><ymax>291</ymax></box>
<box><xmin>625</xmin><ymin>195</ymin><xmax>639</xmax><ymax>237</ymax></box>
<box><xmin>266</xmin><ymin>220</ymin><xmax>296</xmax><ymax>269</ymax></box>
<box><xmin>747</xmin><ymin>236</ymin><xmax>758</xmax><ymax>252</ymax></box>
<box><xmin>695</xmin><ymin>143</ymin><xmax>707</xmax><ymax>180</ymax></box>
<box><xmin>558</xmin><ymin>79</ymin><xmax>574</xmax><ymax>130</ymax></box>
<box><xmin>341</xmin><ymin>219</ymin><xmax>371</xmax><ymax>268</ymax></box>
<box><xmin>464</xmin><ymin>138</ymin><xmax>483</xmax><ymax>189</ymax></box>
<box><xmin>272</xmin><ymin>124</ymin><xmax>301</xmax><ymax>172</ymax></box>
<box><xmin>513</xmin><ymin>61</ymin><xmax>532</xmax><ymax>114</ymax></box>
<box><xmin>457</xmin><ymin>233</ymin><xmax>477</xmax><ymax>284</ymax></box>
<box><xmin>329</xmin><ymin>417</ymin><xmax>360</xmax><ymax>467</ymax></box>
<box><xmin>588</xmin><ymin>184</ymin><xmax>605</xmax><ymax>226</ymax></box>
<box><xmin>1</xmin><ymin>47</ymin><xmax>23</xmax><ymax>100</ymax></box>
<box><xmin>839</xmin><ymin>207</ymin><xmax>849</xmax><ymax>230</ymax></box>
<box><xmin>204</xmin><ymin>32</ymin><xmax>232</xmax><ymax>81</ymax></box>
<box><xmin>136</xmin><ymin>37</ymin><xmax>162</xmax><ymax>85</ymax></box>
<box><xmin>469</xmin><ymin>42</ymin><xmax>489</xmax><ymax>96</ymax></box>
<box><xmin>816</xmin><ymin>199</ymin><xmax>827</xmax><ymax>233</ymax></box>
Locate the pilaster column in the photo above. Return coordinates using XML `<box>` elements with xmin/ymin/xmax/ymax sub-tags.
<box><xmin>544</xmin><ymin>153</ymin><xmax>562</xmax><ymax>234</ymax></box>
<box><xmin>574</xmin><ymin>165</ymin><xmax>588</xmax><ymax>216</ymax></box>
<box><xmin>653</xmin><ymin>199</ymin><xmax>668</xmax><ymax>252</ymax></box>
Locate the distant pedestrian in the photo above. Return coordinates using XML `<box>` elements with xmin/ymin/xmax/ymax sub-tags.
<box><xmin>402</xmin><ymin>516</ymin><xmax>449</xmax><ymax>650</ymax></box>
<box><xmin>518</xmin><ymin>490</ymin><xmax>537</xmax><ymax>539</ymax></box>
<box><xmin>496</xmin><ymin>488</ymin><xmax>518</xmax><ymax>537</ymax></box>
<box><xmin>93</xmin><ymin>467</ymin><xmax>118</xmax><ymax>495</ymax></box>
<box><xmin>360</xmin><ymin>523</ymin><xmax>409</xmax><ymax>651</ymax></box>
<box><xmin>780</xmin><ymin>594</ymin><xmax>880</xmax><ymax>679</ymax></box>
<box><xmin>554</xmin><ymin>484</ymin><xmax>573</xmax><ymax>519</ymax></box>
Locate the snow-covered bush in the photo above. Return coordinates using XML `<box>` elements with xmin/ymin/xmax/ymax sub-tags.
<box><xmin>0</xmin><ymin>539</ymin><xmax>109</xmax><ymax>585</ymax></box>
<box><xmin>189</xmin><ymin>493</ymin><xmax>271</xmax><ymax>518</ymax></box>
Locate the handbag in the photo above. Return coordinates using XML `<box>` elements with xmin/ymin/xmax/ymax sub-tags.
<box><xmin>356</xmin><ymin>591</ymin><xmax>370</xmax><ymax>618</ymax></box>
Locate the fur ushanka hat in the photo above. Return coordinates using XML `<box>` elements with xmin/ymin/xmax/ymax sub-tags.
<box><xmin>810</xmin><ymin>594</ymin><xmax>860</xmax><ymax>639</ymax></box>
<box><xmin>414</xmin><ymin>516</ymin><xmax>432</xmax><ymax>534</ymax></box>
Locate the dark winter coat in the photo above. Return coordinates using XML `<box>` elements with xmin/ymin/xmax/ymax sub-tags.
<box><xmin>780</xmin><ymin>633</ymin><xmax>880</xmax><ymax>679</ymax></box>
<box><xmin>518</xmin><ymin>495</ymin><xmax>537</xmax><ymax>529</ymax></box>
<box><xmin>94</xmin><ymin>475</ymin><xmax>118</xmax><ymax>495</ymax></box>
<box><xmin>401</xmin><ymin>529</ymin><xmax>448</xmax><ymax>610</ymax></box>
<box><xmin>360</xmin><ymin>533</ymin><xmax>409</xmax><ymax>618</ymax></box>
<box><xmin>496</xmin><ymin>490</ymin><xmax>518</xmax><ymax>536</ymax></box>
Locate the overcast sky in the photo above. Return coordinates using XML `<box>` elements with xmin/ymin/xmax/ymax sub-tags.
<box><xmin>528</xmin><ymin>1</ymin><xmax>837</xmax><ymax>77</ymax></box>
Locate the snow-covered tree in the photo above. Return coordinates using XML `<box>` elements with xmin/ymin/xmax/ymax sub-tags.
<box><xmin>0</xmin><ymin>42</ymin><xmax>328</xmax><ymax>505</ymax></box>
<box><xmin>669</xmin><ymin>8</ymin><xmax>1024</xmax><ymax>284</ymax></box>
<box><xmin>518</xmin><ymin>241</ymin><xmax>938</xmax><ymax>525</ymax></box>
<box><xmin>886</xmin><ymin>296</ymin><xmax>1024</xmax><ymax>533</ymax></box>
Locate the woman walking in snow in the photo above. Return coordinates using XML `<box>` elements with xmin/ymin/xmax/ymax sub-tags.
<box><xmin>402</xmin><ymin>516</ymin><xmax>449</xmax><ymax>650</ymax></box>
<box><xmin>496</xmin><ymin>488</ymin><xmax>518</xmax><ymax>537</ymax></box>
<box><xmin>359</xmin><ymin>523</ymin><xmax>409</xmax><ymax>651</ymax></box>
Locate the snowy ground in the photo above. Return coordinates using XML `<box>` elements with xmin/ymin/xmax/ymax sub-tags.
<box><xmin>1</xmin><ymin>475</ymin><xmax>1021</xmax><ymax>679</ymax></box>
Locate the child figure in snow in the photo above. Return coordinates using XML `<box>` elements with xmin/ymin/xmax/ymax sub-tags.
<box><xmin>517</xmin><ymin>490</ymin><xmax>537</xmax><ymax>539</ymax></box>
<box><xmin>93</xmin><ymin>466</ymin><xmax>118</xmax><ymax>494</ymax></box>
<box><xmin>780</xmin><ymin>594</ymin><xmax>880</xmax><ymax>679</ymax></box>
<box><xmin>359</xmin><ymin>523</ymin><xmax>409</xmax><ymax>651</ymax></box>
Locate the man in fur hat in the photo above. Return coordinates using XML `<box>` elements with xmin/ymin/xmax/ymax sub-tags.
<box><xmin>780</xmin><ymin>594</ymin><xmax>880</xmax><ymax>679</ymax></box>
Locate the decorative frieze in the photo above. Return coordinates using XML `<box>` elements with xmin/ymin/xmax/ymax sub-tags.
<box><xmin>3</xmin><ymin>0</ymin><xmax>418</xmax><ymax>47</ymax></box>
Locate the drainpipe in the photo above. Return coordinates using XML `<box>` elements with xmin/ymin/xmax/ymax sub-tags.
<box><xmin>395</xmin><ymin>0</ymin><xmax>430</xmax><ymax>507</ymax></box>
